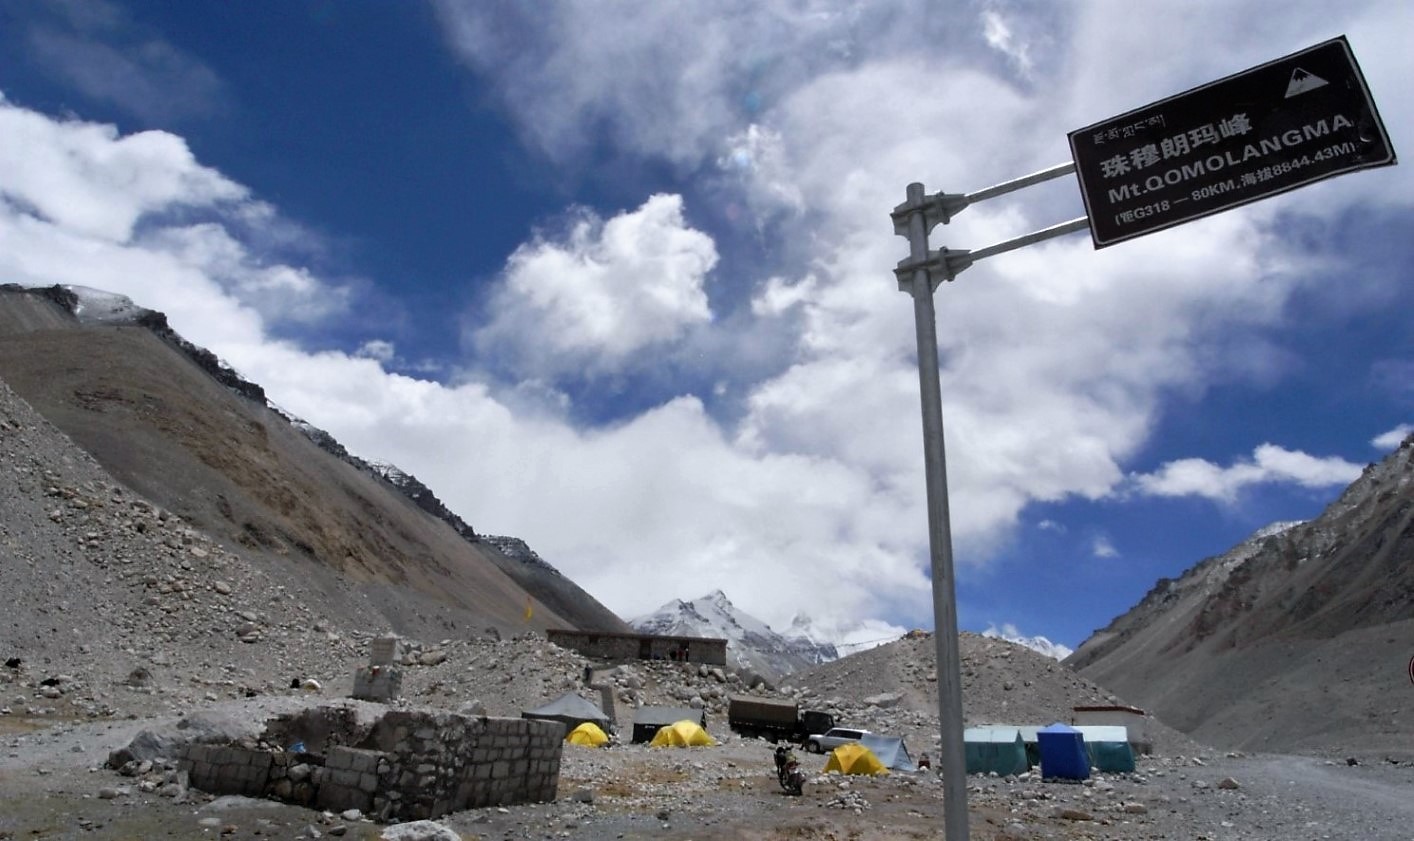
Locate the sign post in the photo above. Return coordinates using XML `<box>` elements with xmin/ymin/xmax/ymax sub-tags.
<box><xmin>1069</xmin><ymin>35</ymin><xmax>1396</xmax><ymax>247</ymax></box>
<box><xmin>891</xmin><ymin>36</ymin><xmax>1392</xmax><ymax>841</ymax></box>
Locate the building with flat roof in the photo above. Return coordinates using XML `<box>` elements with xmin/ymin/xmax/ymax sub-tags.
<box><xmin>546</xmin><ymin>629</ymin><xmax>727</xmax><ymax>667</ymax></box>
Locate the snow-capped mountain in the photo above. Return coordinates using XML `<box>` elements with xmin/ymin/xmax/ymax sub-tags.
<box><xmin>981</xmin><ymin>624</ymin><xmax>1074</xmax><ymax>661</ymax></box>
<box><xmin>631</xmin><ymin>590</ymin><xmax>838</xmax><ymax>682</ymax></box>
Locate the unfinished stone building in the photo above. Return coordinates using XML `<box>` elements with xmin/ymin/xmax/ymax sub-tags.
<box><xmin>180</xmin><ymin>703</ymin><xmax>562</xmax><ymax>821</ymax></box>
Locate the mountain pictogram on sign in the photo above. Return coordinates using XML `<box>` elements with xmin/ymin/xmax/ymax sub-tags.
<box><xmin>1285</xmin><ymin>67</ymin><xmax>1329</xmax><ymax>98</ymax></box>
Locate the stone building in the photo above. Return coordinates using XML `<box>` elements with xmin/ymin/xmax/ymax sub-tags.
<box><xmin>546</xmin><ymin>629</ymin><xmax>727</xmax><ymax>666</ymax></box>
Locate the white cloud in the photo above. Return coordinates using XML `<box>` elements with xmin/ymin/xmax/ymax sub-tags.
<box><xmin>0</xmin><ymin>96</ymin><xmax>245</xmax><ymax>242</ymax></box>
<box><xmin>357</xmin><ymin>340</ymin><xmax>396</xmax><ymax>363</ymax></box>
<box><xmin>140</xmin><ymin>224</ymin><xmax>351</xmax><ymax>325</ymax></box>
<box><xmin>750</xmin><ymin>274</ymin><xmax>819</xmax><ymax>317</ymax></box>
<box><xmin>1372</xmin><ymin>424</ymin><xmax>1413</xmax><ymax>450</ymax></box>
<box><xmin>472</xmin><ymin>194</ymin><xmax>718</xmax><ymax>379</ymax></box>
<box><xmin>1133</xmin><ymin>444</ymin><xmax>1364</xmax><ymax>502</ymax></box>
<box><xmin>980</xmin><ymin>7</ymin><xmax>1034</xmax><ymax>76</ymax></box>
<box><xmin>1091</xmin><ymin>536</ymin><xmax>1119</xmax><ymax>559</ymax></box>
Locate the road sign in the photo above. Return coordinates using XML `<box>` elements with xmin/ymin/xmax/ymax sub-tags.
<box><xmin>1069</xmin><ymin>36</ymin><xmax>1396</xmax><ymax>248</ymax></box>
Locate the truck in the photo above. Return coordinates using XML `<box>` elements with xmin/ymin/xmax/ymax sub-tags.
<box><xmin>727</xmin><ymin>695</ymin><xmax>835</xmax><ymax>744</ymax></box>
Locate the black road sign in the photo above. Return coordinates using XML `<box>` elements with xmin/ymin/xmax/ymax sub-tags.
<box><xmin>1069</xmin><ymin>36</ymin><xmax>1396</xmax><ymax>248</ymax></box>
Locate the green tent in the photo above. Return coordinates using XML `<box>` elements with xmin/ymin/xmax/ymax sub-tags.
<box><xmin>1017</xmin><ymin>725</ymin><xmax>1042</xmax><ymax>769</ymax></box>
<box><xmin>1074</xmin><ymin>725</ymin><xmax>1135</xmax><ymax>773</ymax></box>
<box><xmin>963</xmin><ymin>726</ymin><xmax>1029</xmax><ymax>776</ymax></box>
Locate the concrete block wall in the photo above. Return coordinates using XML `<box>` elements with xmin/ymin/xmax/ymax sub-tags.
<box><xmin>178</xmin><ymin>707</ymin><xmax>563</xmax><ymax>822</ymax></box>
<box><xmin>365</xmin><ymin>710</ymin><xmax>562</xmax><ymax>817</ymax></box>
<box><xmin>352</xmin><ymin>665</ymin><xmax>403</xmax><ymax>702</ymax></box>
<box><xmin>184</xmin><ymin>743</ymin><xmax>274</xmax><ymax>797</ymax></box>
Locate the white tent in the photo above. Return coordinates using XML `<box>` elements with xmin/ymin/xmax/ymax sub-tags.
<box><xmin>859</xmin><ymin>733</ymin><xmax>916</xmax><ymax>772</ymax></box>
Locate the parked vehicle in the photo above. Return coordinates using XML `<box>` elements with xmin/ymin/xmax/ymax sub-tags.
<box><xmin>728</xmin><ymin>695</ymin><xmax>836</xmax><ymax>744</ymax></box>
<box><xmin>774</xmin><ymin>745</ymin><xmax>805</xmax><ymax>795</ymax></box>
<box><xmin>804</xmin><ymin>726</ymin><xmax>871</xmax><ymax>754</ymax></box>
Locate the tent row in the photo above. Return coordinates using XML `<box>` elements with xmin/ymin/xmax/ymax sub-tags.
<box><xmin>964</xmin><ymin>723</ymin><xmax>1136</xmax><ymax>779</ymax></box>
<box><xmin>519</xmin><ymin>692</ymin><xmax>924</xmax><ymax>771</ymax></box>
<box><xmin>521</xmin><ymin>693</ymin><xmax>716</xmax><ymax>748</ymax></box>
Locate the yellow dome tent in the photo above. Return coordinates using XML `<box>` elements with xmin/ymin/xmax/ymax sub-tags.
<box><xmin>824</xmin><ymin>742</ymin><xmax>888</xmax><ymax>775</ymax></box>
<box><xmin>648</xmin><ymin>719</ymin><xmax>716</xmax><ymax>748</ymax></box>
<box><xmin>566</xmin><ymin>721</ymin><xmax>609</xmax><ymax>747</ymax></box>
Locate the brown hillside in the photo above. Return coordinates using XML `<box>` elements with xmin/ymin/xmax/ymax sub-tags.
<box><xmin>0</xmin><ymin>285</ymin><xmax>630</xmax><ymax>637</ymax></box>
<box><xmin>1068</xmin><ymin>436</ymin><xmax>1414</xmax><ymax>756</ymax></box>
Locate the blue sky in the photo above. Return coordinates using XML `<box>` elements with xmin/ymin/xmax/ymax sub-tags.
<box><xmin>1</xmin><ymin>0</ymin><xmax>1409</xmax><ymax>653</ymax></box>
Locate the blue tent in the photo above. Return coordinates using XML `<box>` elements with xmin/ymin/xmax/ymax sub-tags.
<box><xmin>1037</xmin><ymin>722</ymin><xmax>1089</xmax><ymax>781</ymax></box>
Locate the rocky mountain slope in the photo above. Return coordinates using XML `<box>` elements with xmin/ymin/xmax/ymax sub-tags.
<box><xmin>630</xmin><ymin>590</ymin><xmax>837</xmax><ymax>682</ymax></box>
<box><xmin>0</xmin><ymin>284</ymin><xmax>630</xmax><ymax>639</ymax></box>
<box><xmin>1067</xmin><ymin>434</ymin><xmax>1414</xmax><ymax>756</ymax></box>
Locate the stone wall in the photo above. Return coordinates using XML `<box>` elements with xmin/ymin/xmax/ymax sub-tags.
<box><xmin>181</xmin><ymin>706</ymin><xmax>562</xmax><ymax>821</ymax></box>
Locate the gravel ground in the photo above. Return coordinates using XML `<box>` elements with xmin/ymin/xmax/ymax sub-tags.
<box><xmin>3</xmin><ymin>697</ymin><xmax>1413</xmax><ymax>841</ymax></box>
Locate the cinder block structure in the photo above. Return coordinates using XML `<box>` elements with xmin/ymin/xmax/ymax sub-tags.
<box><xmin>352</xmin><ymin>636</ymin><xmax>404</xmax><ymax>701</ymax></box>
<box><xmin>181</xmin><ymin>704</ymin><xmax>561</xmax><ymax>821</ymax></box>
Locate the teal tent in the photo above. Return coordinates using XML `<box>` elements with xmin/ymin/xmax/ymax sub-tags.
<box><xmin>963</xmin><ymin>727</ymin><xmax>1028</xmax><ymax>776</ymax></box>
<box><xmin>1074</xmin><ymin>725</ymin><xmax>1135</xmax><ymax>773</ymax></box>
<box><xmin>1017</xmin><ymin>725</ymin><xmax>1042</xmax><ymax>769</ymax></box>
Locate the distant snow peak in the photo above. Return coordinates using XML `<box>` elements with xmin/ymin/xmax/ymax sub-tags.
<box><xmin>982</xmin><ymin>623</ymin><xmax>1073</xmax><ymax>661</ymax></box>
<box><xmin>1252</xmin><ymin>520</ymin><xmax>1303</xmax><ymax>541</ymax></box>
<box><xmin>630</xmin><ymin>591</ymin><xmax>838</xmax><ymax>681</ymax></box>
<box><xmin>67</xmin><ymin>286</ymin><xmax>149</xmax><ymax>324</ymax></box>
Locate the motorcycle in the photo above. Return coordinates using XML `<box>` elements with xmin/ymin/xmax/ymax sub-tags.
<box><xmin>774</xmin><ymin>745</ymin><xmax>805</xmax><ymax>796</ymax></box>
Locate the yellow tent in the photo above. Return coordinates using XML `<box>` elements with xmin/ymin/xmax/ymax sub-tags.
<box><xmin>824</xmin><ymin>743</ymin><xmax>888</xmax><ymax>775</ymax></box>
<box><xmin>649</xmin><ymin>719</ymin><xmax>716</xmax><ymax>748</ymax></box>
<box><xmin>566</xmin><ymin>721</ymin><xmax>609</xmax><ymax>747</ymax></box>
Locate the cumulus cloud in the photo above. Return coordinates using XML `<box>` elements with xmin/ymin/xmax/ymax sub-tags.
<box><xmin>1133</xmin><ymin>444</ymin><xmax>1364</xmax><ymax>502</ymax></box>
<box><xmin>472</xmin><ymin>194</ymin><xmax>718</xmax><ymax>379</ymax></box>
<box><xmin>0</xmin><ymin>97</ymin><xmax>245</xmax><ymax>242</ymax></box>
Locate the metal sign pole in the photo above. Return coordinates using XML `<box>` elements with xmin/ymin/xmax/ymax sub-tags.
<box><xmin>896</xmin><ymin>182</ymin><xmax>969</xmax><ymax>841</ymax></box>
<box><xmin>890</xmin><ymin>165</ymin><xmax>1088</xmax><ymax>841</ymax></box>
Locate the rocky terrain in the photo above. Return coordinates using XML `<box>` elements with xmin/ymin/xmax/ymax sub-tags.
<box><xmin>2</xmin><ymin>365</ymin><xmax>1412</xmax><ymax>839</ymax></box>
<box><xmin>0</xmin><ymin>284</ymin><xmax>631</xmax><ymax>640</ymax></box>
<box><xmin>2</xmin><ymin>283</ymin><xmax>1413</xmax><ymax>838</ymax></box>
<box><xmin>1068</xmin><ymin>435</ymin><xmax>1414</xmax><ymax>756</ymax></box>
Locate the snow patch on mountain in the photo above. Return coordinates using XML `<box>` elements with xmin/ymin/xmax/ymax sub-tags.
<box><xmin>631</xmin><ymin>590</ymin><xmax>837</xmax><ymax>682</ymax></box>
<box><xmin>982</xmin><ymin>623</ymin><xmax>1073</xmax><ymax>661</ymax></box>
